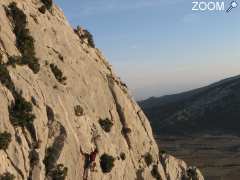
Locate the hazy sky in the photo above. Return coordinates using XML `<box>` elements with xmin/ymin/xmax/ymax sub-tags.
<box><xmin>55</xmin><ymin>0</ymin><xmax>240</xmax><ymax>100</ymax></box>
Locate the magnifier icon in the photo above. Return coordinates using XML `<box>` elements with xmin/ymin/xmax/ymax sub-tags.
<box><xmin>226</xmin><ymin>1</ymin><xmax>238</xmax><ymax>13</ymax></box>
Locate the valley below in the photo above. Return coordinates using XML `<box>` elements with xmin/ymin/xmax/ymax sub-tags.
<box><xmin>156</xmin><ymin>135</ymin><xmax>240</xmax><ymax>180</ymax></box>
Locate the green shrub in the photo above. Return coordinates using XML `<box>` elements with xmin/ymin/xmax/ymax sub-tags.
<box><xmin>100</xmin><ymin>154</ymin><xmax>115</xmax><ymax>173</ymax></box>
<box><xmin>84</xmin><ymin>29</ymin><xmax>95</xmax><ymax>48</ymax></box>
<box><xmin>151</xmin><ymin>165</ymin><xmax>161</xmax><ymax>180</ymax></box>
<box><xmin>159</xmin><ymin>149</ymin><xmax>167</xmax><ymax>155</ymax></box>
<box><xmin>120</xmin><ymin>152</ymin><xmax>126</xmax><ymax>161</ymax></box>
<box><xmin>29</xmin><ymin>149</ymin><xmax>39</xmax><ymax>167</ymax></box>
<box><xmin>38</xmin><ymin>5</ymin><xmax>46</xmax><ymax>14</ymax></box>
<box><xmin>120</xmin><ymin>81</ymin><xmax>128</xmax><ymax>88</ymax></box>
<box><xmin>0</xmin><ymin>64</ymin><xmax>15</xmax><ymax>91</ymax></box>
<box><xmin>41</xmin><ymin>0</ymin><xmax>53</xmax><ymax>10</ymax></box>
<box><xmin>144</xmin><ymin>153</ymin><xmax>153</xmax><ymax>167</ymax></box>
<box><xmin>16</xmin><ymin>29</ymin><xmax>34</xmax><ymax>57</ymax></box>
<box><xmin>0</xmin><ymin>64</ymin><xmax>37</xmax><ymax>140</ymax></box>
<box><xmin>6</xmin><ymin>56</ymin><xmax>21</xmax><ymax>68</ymax></box>
<box><xmin>74</xmin><ymin>105</ymin><xmax>84</xmax><ymax>116</ymax></box>
<box><xmin>7</xmin><ymin>3</ymin><xmax>27</xmax><ymax>33</ymax></box>
<box><xmin>50</xmin><ymin>64</ymin><xmax>66</xmax><ymax>85</ymax></box>
<box><xmin>51</xmin><ymin>164</ymin><xmax>68</xmax><ymax>180</ymax></box>
<box><xmin>75</xmin><ymin>26</ymin><xmax>95</xmax><ymax>48</ymax></box>
<box><xmin>99</xmin><ymin>118</ymin><xmax>113</xmax><ymax>132</ymax></box>
<box><xmin>0</xmin><ymin>64</ymin><xmax>36</xmax><ymax>134</ymax></box>
<box><xmin>121</xmin><ymin>127</ymin><xmax>131</xmax><ymax>135</ymax></box>
<box><xmin>186</xmin><ymin>167</ymin><xmax>197</xmax><ymax>178</ymax></box>
<box><xmin>21</xmin><ymin>55</ymin><xmax>40</xmax><ymax>74</ymax></box>
<box><xmin>0</xmin><ymin>172</ymin><xmax>15</xmax><ymax>180</ymax></box>
<box><xmin>0</xmin><ymin>132</ymin><xmax>11</xmax><ymax>150</ymax></box>
<box><xmin>7</xmin><ymin>2</ymin><xmax>40</xmax><ymax>73</ymax></box>
<box><xmin>8</xmin><ymin>93</ymin><xmax>35</xmax><ymax>127</ymax></box>
<box><xmin>7</xmin><ymin>55</ymin><xmax>39</xmax><ymax>74</ymax></box>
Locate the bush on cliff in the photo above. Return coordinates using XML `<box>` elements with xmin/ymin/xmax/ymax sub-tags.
<box><xmin>0</xmin><ymin>132</ymin><xmax>12</xmax><ymax>150</ymax></box>
<box><xmin>100</xmin><ymin>154</ymin><xmax>115</xmax><ymax>173</ymax></box>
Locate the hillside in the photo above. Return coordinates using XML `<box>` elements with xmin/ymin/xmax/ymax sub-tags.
<box><xmin>139</xmin><ymin>75</ymin><xmax>240</xmax><ymax>135</ymax></box>
<box><xmin>0</xmin><ymin>0</ymin><xmax>203</xmax><ymax>179</ymax></box>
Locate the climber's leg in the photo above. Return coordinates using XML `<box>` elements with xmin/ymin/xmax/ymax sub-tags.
<box><xmin>83</xmin><ymin>167</ymin><xmax>90</xmax><ymax>180</ymax></box>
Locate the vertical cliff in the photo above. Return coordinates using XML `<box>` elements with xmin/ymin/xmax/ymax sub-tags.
<box><xmin>0</xmin><ymin>1</ymin><xmax>204</xmax><ymax>179</ymax></box>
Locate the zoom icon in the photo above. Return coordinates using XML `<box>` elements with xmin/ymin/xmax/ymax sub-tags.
<box><xmin>226</xmin><ymin>1</ymin><xmax>238</xmax><ymax>13</ymax></box>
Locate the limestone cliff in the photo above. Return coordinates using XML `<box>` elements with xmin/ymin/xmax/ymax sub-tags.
<box><xmin>0</xmin><ymin>0</ymin><xmax>204</xmax><ymax>180</ymax></box>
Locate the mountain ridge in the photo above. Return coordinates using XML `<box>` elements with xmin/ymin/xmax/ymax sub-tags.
<box><xmin>139</xmin><ymin>75</ymin><xmax>240</xmax><ymax>135</ymax></box>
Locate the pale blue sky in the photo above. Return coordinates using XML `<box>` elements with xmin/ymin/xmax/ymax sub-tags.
<box><xmin>55</xmin><ymin>0</ymin><xmax>240</xmax><ymax>100</ymax></box>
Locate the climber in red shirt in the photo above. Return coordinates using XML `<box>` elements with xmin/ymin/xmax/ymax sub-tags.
<box><xmin>83</xmin><ymin>148</ymin><xmax>99</xmax><ymax>180</ymax></box>
<box><xmin>89</xmin><ymin>148</ymin><xmax>98</xmax><ymax>171</ymax></box>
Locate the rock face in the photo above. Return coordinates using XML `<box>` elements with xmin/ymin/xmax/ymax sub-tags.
<box><xmin>160</xmin><ymin>154</ymin><xmax>204</xmax><ymax>180</ymax></box>
<box><xmin>0</xmin><ymin>0</ymin><xmax>204</xmax><ymax>180</ymax></box>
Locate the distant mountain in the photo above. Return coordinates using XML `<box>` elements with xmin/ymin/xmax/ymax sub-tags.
<box><xmin>139</xmin><ymin>75</ymin><xmax>240</xmax><ymax>135</ymax></box>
